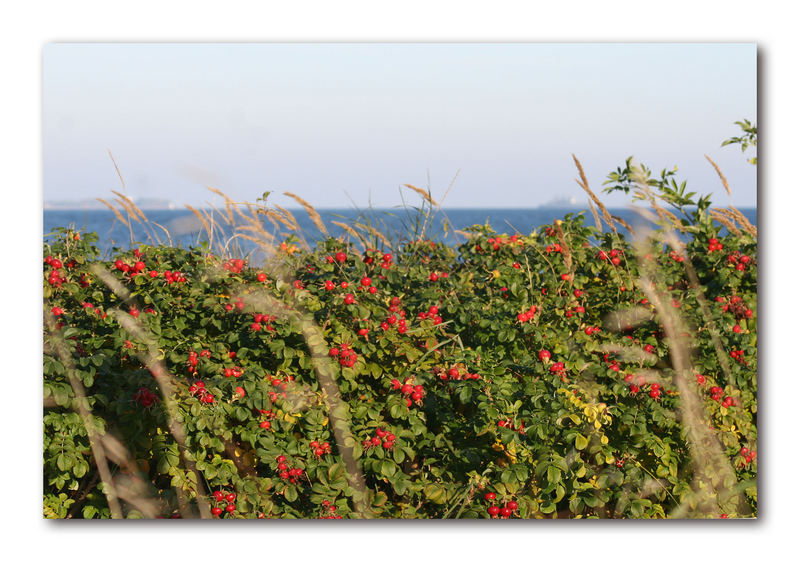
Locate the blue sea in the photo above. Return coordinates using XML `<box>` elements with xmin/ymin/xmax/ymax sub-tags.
<box><xmin>43</xmin><ymin>207</ymin><xmax>758</xmax><ymax>258</ymax></box>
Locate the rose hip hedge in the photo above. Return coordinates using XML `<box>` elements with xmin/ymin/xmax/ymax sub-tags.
<box><xmin>42</xmin><ymin>174</ymin><xmax>757</xmax><ymax>519</ymax></box>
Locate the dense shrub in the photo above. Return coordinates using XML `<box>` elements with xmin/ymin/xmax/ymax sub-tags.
<box><xmin>42</xmin><ymin>164</ymin><xmax>757</xmax><ymax>519</ymax></box>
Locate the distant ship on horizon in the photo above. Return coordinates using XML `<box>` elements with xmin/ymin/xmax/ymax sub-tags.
<box><xmin>537</xmin><ymin>196</ymin><xmax>583</xmax><ymax>208</ymax></box>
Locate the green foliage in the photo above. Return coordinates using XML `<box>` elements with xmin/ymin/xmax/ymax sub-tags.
<box><xmin>42</xmin><ymin>169</ymin><xmax>757</xmax><ymax>519</ymax></box>
<box><xmin>721</xmin><ymin>119</ymin><xmax>758</xmax><ymax>165</ymax></box>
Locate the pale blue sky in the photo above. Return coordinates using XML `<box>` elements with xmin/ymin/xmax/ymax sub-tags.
<box><xmin>43</xmin><ymin>43</ymin><xmax>757</xmax><ymax>208</ymax></box>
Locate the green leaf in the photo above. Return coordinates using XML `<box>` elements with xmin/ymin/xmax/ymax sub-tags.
<box><xmin>379</xmin><ymin>460</ymin><xmax>396</xmax><ymax>478</ymax></box>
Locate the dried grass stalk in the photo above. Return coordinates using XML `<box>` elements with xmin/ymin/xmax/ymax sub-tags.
<box><xmin>611</xmin><ymin>214</ymin><xmax>636</xmax><ymax>236</ymax></box>
<box><xmin>264</xmin><ymin>209</ymin><xmax>295</xmax><ymax>231</ymax></box>
<box><xmin>114</xmin><ymin>197</ymin><xmax>142</xmax><ymax>225</ymax></box>
<box><xmin>588</xmin><ymin>198</ymin><xmax>603</xmax><ymax>232</ymax></box>
<box><xmin>149</xmin><ymin>221</ymin><xmax>172</xmax><ymax>246</ymax></box>
<box><xmin>107</xmin><ymin>149</ymin><xmax>127</xmax><ymax>193</ymax></box>
<box><xmin>44</xmin><ymin>313</ymin><xmax>124</xmax><ymax>519</ymax></box>
<box><xmin>207</xmin><ymin>186</ymin><xmax>236</xmax><ymax>225</ymax></box>
<box><xmin>403</xmin><ymin>184</ymin><xmax>438</xmax><ymax>207</ymax></box>
<box><xmin>705</xmin><ymin>155</ymin><xmax>732</xmax><ymax>197</ymax></box>
<box><xmin>331</xmin><ymin>220</ymin><xmax>366</xmax><ymax>250</ymax></box>
<box><xmin>354</xmin><ymin>222</ymin><xmax>391</xmax><ymax>249</ymax></box>
<box><xmin>112</xmin><ymin>190</ymin><xmax>147</xmax><ymax>222</ymax></box>
<box><xmin>96</xmin><ymin>198</ymin><xmax>129</xmax><ymax>227</ymax></box>
<box><xmin>273</xmin><ymin>204</ymin><xmax>300</xmax><ymax>231</ymax></box>
<box><xmin>284</xmin><ymin>191</ymin><xmax>329</xmax><ymax>235</ymax></box>
<box><xmin>709</xmin><ymin>210</ymin><xmax>743</xmax><ymax>236</ymax></box>
<box><xmin>727</xmin><ymin>205</ymin><xmax>758</xmax><ymax>237</ymax></box>
<box><xmin>185</xmin><ymin>204</ymin><xmax>212</xmax><ymax>240</ymax></box>
<box><xmin>572</xmin><ymin>155</ymin><xmax>617</xmax><ymax>234</ymax></box>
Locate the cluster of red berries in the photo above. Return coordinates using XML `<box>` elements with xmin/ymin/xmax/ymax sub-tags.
<box><xmin>435</xmin><ymin>365</ymin><xmax>481</xmax><ymax>381</ymax></box>
<box><xmin>623</xmin><ymin>373</ymin><xmax>646</xmax><ymax>386</ymax></box>
<box><xmin>317</xmin><ymin>499</ymin><xmax>343</xmax><ymax>518</ymax></box>
<box><xmin>363</xmin><ymin>427</ymin><xmax>397</xmax><ymax>450</ymax></box>
<box><xmin>373</xmin><ymin>297</ymin><xmax>407</xmax><ymax>334</ymax></box>
<box><xmin>484</xmin><ymin>492</ymin><xmax>518</xmax><ymax>518</ymax></box>
<box><xmin>81</xmin><ymin>301</ymin><xmax>107</xmax><ymax>319</ymax></box>
<box><xmin>549</xmin><ymin>361</ymin><xmax>567</xmax><ymax>381</ymax></box>
<box><xmin>482</xmin><ymin>234</ymin><xmax>522</xmax><ymax>251</ymax></box>
<box><xmin>624</xmin><ymin>375</ymin><xmax>663</xmax><ymax>399</ymax></box>
<box><xmin>390</xmin><ymin>378</ymin><xmax>425</xmax><ymax>406</ymax></box>
<box><xmin>727</xmin><ymin>252</ymin><xmax>753</xmax><ymax>271</ymax></box>
<box><xmin>356</xmin><ymin>276</ymin><xmax>378</xmax><ymax>294</ymax></box>
<box><xmin>545</xmin><ymin>243</ymin><xmax>563</xmax><ymax>254</ymax></box>
<box><xmin>310</xmin><ymin>440</ymin><xmax>331</xmax><ymax>457</ymax></box>
<box><xmin>133</xmin><ymin>387</ymin><xmax>159</xmax><ymax>408</ymax></box>
<box><xmin>156</xmin><ymin>269</ymin><xmax>187</xmax><ymax>284</ymax></box>
<box><xmin>497</xmin><ymin>418</ymin><xmax>525</xmax><ymax>434</ymax></box>
<box><xmin>669</xmin><ymin>250</ymin><xmax>686</xmax><ymax>263</ymax></box>
<box><xmin>695</xmin><ymin>373</ymin><xmax>706</xmax><ymax>385</ymax></box>
<box><xmin>707</xmin><ymin>238</ymin><xmax>724</xmax><ymax>252</ymax></box>
<box><xmin>222</xmin><ymin>258</ymin><xmax>246</xmax><ymax>274</ymax></box>
<box><xmin>418</xmin><ymin>304</ymin><xmax>443</xmax><ymax>325</ymax></box>
<box><xmin>224</xmin><ymin>296</ymin><xmax>246</xmax><ymax>312</ymax></box>
<box><xmin>329</xmin><ymin>344</ymin><xmax>358</xmax><ymax>367</ymax></box>
<box><xmin>717</xmin><ymin>295</ymin><xmax>753</xmax><ymax>319</ymax></box>
<box><xmin>729</xmin><ymin>349</ymin><xmax>747</xmax><ymax>366</ymax></box>
<box><xmin>257</xmin><ymin>408</ymin><xmax>275</xmax><ymax>429</ymax></box>
<box><xmin>598</xmin><ymin>248</ymin><xmax>624</xmax><ymax>266</ymax></box>
<box><xmin>564</xmin><ymin>305</ymin><xmax>585</xmax><ymax>318</ymax></box>
<box><xmin>222</xmin><ymin>365</ymin><xmax>244</xmax><ymax>378</ymax></box>
<box><xmin>251</xmin><ymin>312</ymin><xmax>276</xmax><ymax>332</ymax></box>
<box><xmin>276</xmin><ymin>455</ymin><xmax>305</xmax><ymax>483</ymax></box>
<box><xmin>185</xmin><ymin>349</ymin><xmax>211</xmax><ymax>374</ymax></box>
<box><xmin>45</xmin><ymin>256</ymin><xmax>70</xmax><ymax>287</ymax></box>
<box><xmin>739</xmin><ymin>447</ymin><xmax>757</xmax><ymax>464</ymax></box>
<box><xmin>583</xmin><ymin>325</ymin><xmax>601</xmax><ymax>335</ymax></box>
<box><xmin>517</xmin><ymin>305</ymin><xmax>538</xmax><ymax>323</ymax></box>
<box><xmin>362</xmin><ymin>248</ymin><xmax>393</xmax><ymax>269</ymax></box>
<box><xmin>708</xmin><ymin>386</ymin><xmax>737</xmax><ymax>408</ymax></box>
<box><xmin>112</xmin><ymin>257</ymin><xmax>148</xmax><ymax>277</ymax></box>
<box><xmin>189</xmin><ymin>381</ymin><xmax>215</xmax><ymax>404</ymax></box>
<box><xmin>603</xmin><ymin>352</ymin><xmax>622</xmax><ymax>373</ymax></box>
<box><xmin>266</xmin><ymin>374</ymin><xmax>292</xmax><ymax>401</ymax></box>
<box><xmin>210</xmin><ymin>490</ymin><xmax>237</xmax><ymax>516</ymax></box>
<box><xmin>648</xmin><ymin>383</ymin><xmax>662</xmax><ymax>399</ymax></box>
